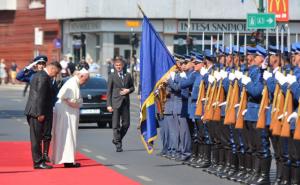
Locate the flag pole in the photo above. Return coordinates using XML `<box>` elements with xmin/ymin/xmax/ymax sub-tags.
<box><xmin>137</xmin><ymin>4</ymin><xmax>146</xmax><ymax>17</ymax></box>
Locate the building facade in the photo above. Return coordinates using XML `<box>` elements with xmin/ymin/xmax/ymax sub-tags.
<box><xmin>0</xmin><ymin>0</ymin><xmax>60</xmax><ymax>68</ymax></box>
<box><xmin>46</xmin><ymin>0</ymin><xmax>300</xmax><ymax>73</ymax></box>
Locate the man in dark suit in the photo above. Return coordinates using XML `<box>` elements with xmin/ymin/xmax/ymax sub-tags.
<box><xmin>107</xmin><ymin>57</ymin><xmax>135</xmax><ymax>152</ymax></box>
<box><xmin>24</xmin><ymin>61</ymin><xmax>62</xmax><ymax>169</ymax></box>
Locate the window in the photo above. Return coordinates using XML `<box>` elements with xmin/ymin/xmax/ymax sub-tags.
<box><xmin>28</xmin><ymin>0</ymin><xmax>44</xmax><ymax>9</ymax></box>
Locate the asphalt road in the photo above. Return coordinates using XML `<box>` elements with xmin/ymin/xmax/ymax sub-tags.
<box><xmin>0</xmin><ymin>84</ymin><xmax>241</xmax><ymax>185</ymax></box>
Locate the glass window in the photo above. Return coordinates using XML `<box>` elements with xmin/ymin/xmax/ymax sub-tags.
<box><xmin>28</xmin><ymin>0</ymin><xmax>44</xmax><ymax>9</ymax></box>
<box><xmin>114</xmin><ymin>35</ymin><xmax>130</xmax><ymax>45</ymax></box>
<box><xmin>80</xmin><ymin>78</ymin><xmax>107</xmax><ymax>90</ymax></box>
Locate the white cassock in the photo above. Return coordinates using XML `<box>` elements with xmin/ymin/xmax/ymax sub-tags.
<box><xmin>51</xmin><ymin>76</ymin><xmax>82</xmax><ymax>164</ymax></box>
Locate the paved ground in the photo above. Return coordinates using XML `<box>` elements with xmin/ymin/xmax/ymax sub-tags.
<box><xmin>0</xmin><ymin>84</ymin><xmax>250</xmax><ymax>185</ymax></box>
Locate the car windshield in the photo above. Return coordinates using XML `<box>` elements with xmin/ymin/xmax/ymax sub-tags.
<box><xmin>80</xmin><ymin>78</ymin><xmax>107</xmax><ymax>89</ymax></box>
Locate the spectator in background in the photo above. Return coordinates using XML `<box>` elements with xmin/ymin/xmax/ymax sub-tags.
<box><xmin>87</xmin><ymin>59</ymin><xmax>100</xmax><ymax>74</ymax></box>
<box><xmin>67</xmin><ymin>56</ymin><xmax>76</xmax><ymax>76</ymax></box>
<box><xmin>77</xmin><ymin>58</ymin><xmax>89</xmax><ymax>71</ymax></box>
<box><xmin>59</xmin><ymin>55</ymin><xmax>69</xmax><ymax>77</ymax></box>
<box><xmin>0</xmin><ymin>59</ymin><xmax>7</xmax><ymax>85</ymax></box>
<box><xmin>10</xmin><ymin>61</ymin><xmax>18</xmax><ymax>84</ymax></box>
<box><xmin>107</xmin><ymin>58</ymin><xmax>114</xmax><ymax>76</ymax></box>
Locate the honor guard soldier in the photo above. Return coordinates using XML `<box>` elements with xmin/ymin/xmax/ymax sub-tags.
<box><xmin>285</xmin><ymin>43</ymin><xmax>300</xmax><ymax>185</ymax></box>
<box><xmin>240</xmin><ymin>45</ymin><xmax>269</xmax><ymax>185</ymax></box>
<box><xmin>167</xmin><ymin>58</ymin><xmax>192</xmax><ymax>161</ymax></box>
<box><xmin>179</xmin><ymin>54</ymin><xmax>205</xmax><ymax>166</ymax></box>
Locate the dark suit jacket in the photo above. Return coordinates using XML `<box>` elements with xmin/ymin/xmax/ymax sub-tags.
<box><xmin>107</xmin><ymin>72</ymin><xmax>135</xmax><ymax>109</ymax></box>
<box><xmin>24</xmin><ymin>70</ymin><xmax>54</xmax><ymax>118</ymax></box>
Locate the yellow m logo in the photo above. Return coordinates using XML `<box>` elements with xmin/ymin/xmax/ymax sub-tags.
<box><xmin>269</xmin><ymin>0</ymin><xmax>287</xmax><ymax>12</ymax></box>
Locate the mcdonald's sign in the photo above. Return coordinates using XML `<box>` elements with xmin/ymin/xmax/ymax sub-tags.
<box><xmin>268</xmin><ymin>0</ymin><xmax>289</xmax><ymax>22</ymax></box>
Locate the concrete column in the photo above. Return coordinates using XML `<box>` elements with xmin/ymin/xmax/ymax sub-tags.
<box><xmin>100</xmin><ymin>32</ymin><xmax>114</xmax><ymax>78</ymax></box>
<box><xmin>85</xmin><ymin>33</ymin><xmax>97</xmax><ymax>63</ymax></box>
<box><xmin>62</xmin><ymin>21</ymin><xmax>73</xmax><ymax>57</ymax></box>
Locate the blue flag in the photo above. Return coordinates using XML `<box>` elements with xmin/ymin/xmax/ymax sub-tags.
<box><xmin>139</xmin><ymin>15</ymin><xmax>176</xmax><ymax>154</ymax></box>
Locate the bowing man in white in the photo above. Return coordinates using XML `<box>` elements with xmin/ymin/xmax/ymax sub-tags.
<box><xmin>51</xmin><ymin>69</ymin><xmax>89</xmax><ymax>168</ymax></box>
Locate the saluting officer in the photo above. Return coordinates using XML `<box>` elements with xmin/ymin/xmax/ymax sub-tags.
<box><xmin>167</xmin><ymin>59</ymin><xmax>192</xmax><ymax>161</ymax></box>
<box><xmin>240</xmin><ymin>45</ymin><xmax>269</xmax><ymax>185</ymax></box>
<box><xmin>179</xmin><ymin>54</ymin><xmax>205</xmax><ymax>166</ymax></box>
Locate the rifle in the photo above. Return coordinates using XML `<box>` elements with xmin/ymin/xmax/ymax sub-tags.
<box><xmin>256</xmin><ymin>84</ymin><xmax>269</xmax><ymax>129</ymax></box>
<box><xmin>271</xmin><ymin>86</ymin><xmax>285</xmax><ymax>136</ymax></box>
<box><xmin>235</xmin><ymin>72</ymin><xmax>248</xmax><ymax>129</ymax></box>
<box><xmin>212</xmin><ymin>75</ymin><xmax>224</xmax><ymax>121</ymax></box>
<box><xmin>280</xmin><ymin>90</ymin><xmax>293</xmax><ymax>137</ymax></box>
<box><xmin>195</xmin><ymin>80</ymin><xmax>205</xmax><ymax>116</ymax></box>
<box><xmin>203</xmin><ymin>71</ymin><xmax>217</xmax><ymax>122</ymax></box>
<box><xmin>293</xmin><ymin>99</ymin><xmax>300</xmax><ymax>140</ymax></box>
<box><xmin>224</xmin><ymin>77</ymin><xmax>239</xmax><ymax>125</ymax></box>
<box><xmin>269</xmin><ymin>69</ymin><xmax>281</xmax><ymax>131</ymax></box>
<box><xmin>280</xmin><ymin>72</ymin><xmax>294</xmax><ymax>137</ymax></box>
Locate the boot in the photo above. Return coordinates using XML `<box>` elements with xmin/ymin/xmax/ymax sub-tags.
<box><xmin>203</xmin><ymin>145</ymin><xmax>219</xmax><ymax>173</ymax></box>
<box><xmin>238</xmin><ymin>153</ymin><xmax>254</xmax><ymax>183</ymax></box>
<box><xmin>229</xmin><ymin>153</ymin><xmax>246</xmax><ymax>181</ymax></box>
<box><xmin>212</xmin><ymin>148</ymin><xmax>225</xmax><ymax>176</ymax></box>
<box><xmin>280</xmin><ymin>163</ymin><xmax>291</xmax><ymax>185</ymax></box>
<box><xmin>43</xmin><ymin>140</ymin><xmax>51</xmax><ymax>163</ymax></box>
<box><xmin>273</xmin><ymin>161</ymin><xmax>283</xmax><ymax>185</ymax></box>
<box><xmin>225</xmin><ymin>153</ymin><xmax>238</xmax><ymax>180</ymax></box>
<box><xmin>217</xmin><ymin>149</ymin><xmax>232</xmax><ymax>178</ymax></box>
<box><xmin>192</xmin><ymin>144</ymin><xmax>203</xmax><ymax>167</ymax></box>
<box><xmin>291</xmin><ymin>165</ymin><xmax>300</xmax><ymax>185</ymax></box>
<box><xmin>184</xmin><ymin>142</ymin><xmax>198</xmax><ymax>165</ymax></box>
<box><xmin>249</xmin><ymin>157</ymin><xmax>271</xmax><ymax>185</ymax></box>
<box><xmin>245</xmin><ymin>155</ymin><xmax>261</xmax><ymax>184</ymax></box>
<box><xmin>195</xmin><ymin>144</ymin><xmax>211</xmax><ymax>168</ymax></box>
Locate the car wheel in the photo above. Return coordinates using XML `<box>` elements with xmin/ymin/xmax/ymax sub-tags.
<box><xmin>97</xmin><ymin>122</ymin><xmax>106</xmax><ymax>128</ymax></box>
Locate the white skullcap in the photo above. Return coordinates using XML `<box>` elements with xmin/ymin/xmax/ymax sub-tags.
<box><xmin>79</xmin><ymin>68</ymin><xmax>89</xmax><ymax>74</ymax></box>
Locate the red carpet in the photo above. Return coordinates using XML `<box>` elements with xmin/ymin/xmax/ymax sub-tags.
<box><xmin>0</xmin><ymin>142</ymin><xmax>141</xmax><ymax>185</ymax></box>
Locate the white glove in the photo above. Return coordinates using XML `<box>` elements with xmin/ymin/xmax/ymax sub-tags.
<box><xmin>234</xmin><ymin>104</ymin><xmax>240</xmax><ymax>108</ymax></box>
<box><xmin>200</xmin><ymin>68</ymin><xmax>208</xmax><ymax>76</ymax></box>
<box><xmin>235</xmin><ymin>70</ymin><xmax>243</xmax><ymax>80</ymax></box>
<box><xmin>277</xmin><ymin>75</ymin><xmax>287</xmax><ymax>86</ymax></box>
<box><xmin>212</xmin><ymin>101</ymin><xmax>219</xmax><ymax>107</ymax></box>
<box><xmin>241</xmin><ymin>75</ymin><xmax>251</xmax><ymax>85</ymax></box>
<box><xmin>242</xmin><ymin>109</ymin><xmax>247</xmax><ymax>116</ymax></box>
<box><xmin>170</xmin><ymin>72</ymin><xmax>175</xmax><ymax>80</ymax></box>
<box><xmin>261</xmin><ymin>57</ymin><xmax>268</xmax><ymax>70</ymax></box>
<box><xmin>218</xmin><ymin>101</ymin><xmax>227</xmax><ymax>107</ymax></box>
<box><xmin>228</xmin><ymin>73</ymin><xmax>236</xmax><ymax>81</ymax></box>
<box><xmin>214</xmin><ymin>71</ymin><xmax>221</xmax><ymax>82</ymax></box>
<box><xmin>179</xmin><ymin>72</ymin><xmax>187</xmax><ymax>79</ymax></box>
<box><xmin>25</xmin><ymin>61</ymin><xmax>38</xmax><ymax>70</ymax></box>
<box><xmin>275</xmin><ymin>71</ymin><xmax>284</xmax><ymax>81</ymax></box>
<box><xmin>220</xmin><ymin>70</ymin><xmax>228</xmax><ymax>79</ymax></box>
<box><xmin>287</xmin><ymin>112</ymin><xmax>298</xmax><ymax>123</ymax></box>
<box><xmin>263</xmin><ymin>71</ymin><xmax>272</xmax><ymax>81</ymax></box>
<box><xmin>208</xmin><ymin>75</ymin><xmax>215</xmax><ymax>84</ymax></box>
<box><xmin>278</xmin><ymin>112</ymin><xmax>288</xmax><ymax>120</ymax></box>
<box><xmin>286</xmin><ymin>74</ymin><xmax>297</xmax><ymax>85</ymax></box>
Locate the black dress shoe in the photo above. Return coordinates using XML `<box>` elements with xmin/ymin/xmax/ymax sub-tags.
<box><xmin>43</xmin><ymin>154</ymin><xmax>51</xmax><ymax>163</ymax></box>
<box><xmin>116</xmin><ymin>147</ymin><xmax>123</xmax><ymax>152</ymax></box>
<box><xmin>64</xmin><ymin>163</ymin><xmax>81</xmax><ymax>168</ymax></box>
<box><xmin>34</xmin><ymin>162</ymin><xmax>53</xmax><ymax>169</ymax></box>
<box><xmin>112</xmin><ymin>139</ymin><xmax>118</xmax><ymax>145</ymax></box>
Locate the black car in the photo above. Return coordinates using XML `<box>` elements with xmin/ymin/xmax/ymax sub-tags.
<box><xmin>79</xmin><ymin>75</ymin><xmax>112</xmax><ymax>128</ymax></box>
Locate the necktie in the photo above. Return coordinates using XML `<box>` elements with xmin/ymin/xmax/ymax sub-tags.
<box><xmin>119</xmin><ymin>72</ymin><xmax>123</xmax><ymax>80</ymax></box>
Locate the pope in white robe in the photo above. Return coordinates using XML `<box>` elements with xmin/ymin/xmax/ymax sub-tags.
<box><xmin>51</xmin><ymin>70</ymin><xmax>89</xmax><ymax>167</ymax></box>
